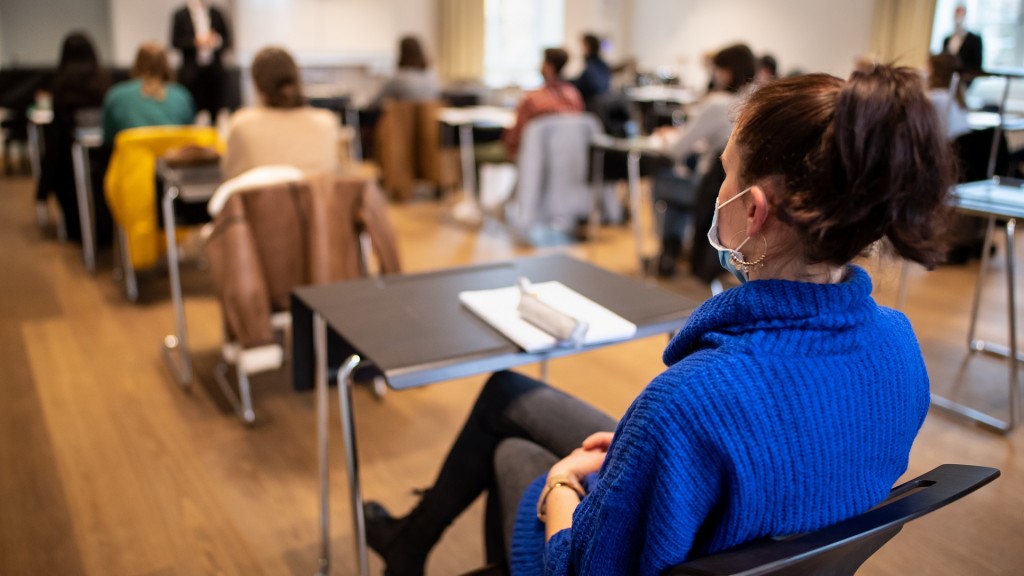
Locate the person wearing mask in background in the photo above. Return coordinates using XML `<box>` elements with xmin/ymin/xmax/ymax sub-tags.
<box><xmin>500</xmin><ymin>48</ymin><xmax>584</xmax><ymax>160</ymax></box>
<box><xmin>171</xmin><ymin>0</ymin><xmax>231</xmax><ymax>124</ymax></box>
<box><xmin>370</xmin><ymin>36</ymin><xmax>441</xmax><ymax>107</ymax></box>
<box><xmin>943</xmin><ymin>4</ymin><xmax>983</xmax><ymax>83</ymax></box>
<box><xmin>221</xmin><ymin>46</ymin><xmax>338</xmax><ymax>179</ymax></box>
<box><xmin>653</xmin><ymin>43</ymin><xmax>756</xmax><ymax>278</ymax></box>
<box><xmin>102</xmin><ymin>43</ymin><xmax>194</xmax><ymax>146</ymax></box>
<box><xmin>756</xmin><ymin>54</ymin><xmax>778</xmax><ymax>84</ymax></box>
<box><xmin>572</xmin><ymin>33</ymin><xmax>611</xmax><ymax>111</ymax></box>
<box><xmin>363</xmin><ymin>65</ymin><xmax>952</xmax><ymax>576</ymax></box>
<box><xmin>38</xmin><ymin>32</ymin><xmax>111</xmax><ymax>243</ymax></box>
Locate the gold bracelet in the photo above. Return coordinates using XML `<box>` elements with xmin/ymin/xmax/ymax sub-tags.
<box><xmin>536</xmin><ymin>473</ymin><xmax>586</xmax><ymax>522</ymax></box>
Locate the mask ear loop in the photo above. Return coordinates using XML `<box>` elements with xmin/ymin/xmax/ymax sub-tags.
<box><xmin>730</xmin><ymin>235</ymin><xmax>769</xmax><ymax>272</ymax></box>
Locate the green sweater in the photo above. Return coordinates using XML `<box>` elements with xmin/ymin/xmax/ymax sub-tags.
<box><xmin>102</xmin><ymin>80</ymin><xmax>195</xmax><ymax>146</ymax></box>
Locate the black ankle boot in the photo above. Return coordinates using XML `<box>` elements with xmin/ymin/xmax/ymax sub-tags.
<box><xmin>363</xmin><ymin>501</ymin><xmax>438</xmax><ymax>576</ymax></box>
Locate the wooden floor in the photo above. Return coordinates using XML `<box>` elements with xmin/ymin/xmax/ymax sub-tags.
<box><xmin>1</xmin><ymin>173</ymin><xmax>1021</xmax><ymax>575</ymax></box>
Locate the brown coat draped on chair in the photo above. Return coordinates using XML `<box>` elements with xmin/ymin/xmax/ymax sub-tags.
<box><xmin>375</xmin><ymin>100</ymin><xmax>457</xmax><ymax>200</ymax></box>
<box><xmin>203</xmin><ymin>173</ymin><xmax>401</xmax><ymax>348</ymax></box>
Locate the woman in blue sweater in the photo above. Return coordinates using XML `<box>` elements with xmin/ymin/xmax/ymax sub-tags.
<box><xmin>364</xmin><ymin>65</ymin><xmax>952</xmax><ymax>575</ymax></box>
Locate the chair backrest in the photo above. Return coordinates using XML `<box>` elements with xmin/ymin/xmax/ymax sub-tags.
<box><xmin>514</xmin><ymin>112</ymin><xmax>603</xmax><ymax>232</ymax></box>
<box><xmin>668</xmin><ymin>464</ymin><xmax>999</xmax><ymax>576</ymax></box>
<box><xmin>375</xmin><ymin>99</ymin><xmax>448</xmax><ymax>200</ymax></box>
<box><xmin>689</xmin><ymin>148</ymin><xmax>728</xmax><ymax>284</ymax></box>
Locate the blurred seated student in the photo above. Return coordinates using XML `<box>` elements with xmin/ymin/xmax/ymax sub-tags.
<box><xmin>572</xmin><ymin>33</ymin><xmax>611</xmax><ymax>111</ymax></box>
<box><xmin>369</xmin><ymin>36</ymin><xmax>441</xmax><ymax>107</ymax></box>
<box><xmin>221</xmin><ymin>46</ymin><xmax>338</xmax><ymax>179</ymax></box>
<box><xmin>363</xmin><ymin>66</ymin><xmax>952</xmax><ymax>576</ymax></box>
<box><xmin>483</xmin><ymin>48</ymin><xmax>583</xmax><ymax>162</ymax></box>
<box><xmin>756</xmin><ymin>54</ymin><xmax>778</xmax><ymax>84</ymax></box>
<box><xmin>102</xmin><ymin>43</ymin><xmax>195</xmax><ymax>147</ymax></box>
<box><xmin>39</xmin><ymin>31</ymin><xmax>111</xmax><ymax>242</ymax></box>
<box><xmin>926</xmin><ymin>53</ymin><xmax>970</xmax><ymax>141</ymax></box>
<box><xmin>653</xmin><ymin>44</ymin><xmax>757</xmax><ymax>277</ymax></box>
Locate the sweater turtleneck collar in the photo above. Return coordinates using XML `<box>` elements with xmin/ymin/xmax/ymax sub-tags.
<box><xmin>663</xmin><ymin>265</ymin><xmax>877</xmax><ymax>365</ymax></box>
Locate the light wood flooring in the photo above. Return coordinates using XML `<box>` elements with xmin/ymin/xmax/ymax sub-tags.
<box><xmin>0</xmin><ymin>173</ymin><xmax>1022</xmax><ymax>575</ymax></box>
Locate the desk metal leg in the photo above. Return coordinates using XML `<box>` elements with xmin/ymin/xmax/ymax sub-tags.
<box><xmin>27</xmin><ymin>122</ymin><xmax>43</xmax><ymax>187</ymax></box>
<box><xmin>931</xmin><ymin>216</ymin><xmax>1020</xmax><ymax>433</ymax></box>
<box><xmin>589</xmin><ymin>148</ymin><xmax>605</xmax><ymax>241</ymax></box>
<box><xmin>337</xmin><ymin>355</ymin><xmax>368</xmax><ymax>576</ymax></box>
<box><xmin>160</xmin><ymin>186</ymin><xmax>193</xmax><ymax>386</ymax></box>
<box><xmin>452</xmin><ymin>124</ymin><xmax>483</xmax><ymax>226</ymax></box>
<box><xmin>967</xmin><ymin>217</ymin><xmax>997</xmax><ymax>347</ymax></box>
<box><xmin>72</xmin><ymin>142</ymin><xmax>97</xmax><ymax>272</ymax></box>
<box><xmin>626</xmin><ymin>150</ymin><xmax>645</xmax><ymax>274</ymax></box>
<box><xmin>313</xmin><ymin>313</ymin><xmax>329</xmax><ymax>573</ymax></box>
<box><xmin>345</xmin><ymin>107</ymin><xmax>363</xmax><ymax>163</ymax></box>
<box><xmin>315</xmin><ymin>315</ymin><xmax>331</xmax><ymax>576</ymax></box>
<box><xmin>116</xmin><ymin>226</ymin><xmax>139</xmax><ymax>302</ymax></box>
<box><xmin>459</xmin><ymin>124</ymin><xmax>477</xmax><ymax>201</ymax></box>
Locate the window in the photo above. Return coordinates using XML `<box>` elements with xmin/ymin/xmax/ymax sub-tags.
<box><xmin>930</xmin><ymin>0</ymin><xmax>1024</xmax><ymax>69</ymax></box>
<box><xmin>930</xmin><ymin>0</ymin><xmax>1024</xmax><ymax>109</ymax></box>
<box><xmin>483</xmin><ymin>0</ymin><xmax>564</xmax><ymax>88</ymax></box>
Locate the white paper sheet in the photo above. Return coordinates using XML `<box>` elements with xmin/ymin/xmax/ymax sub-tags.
<box><xmin>459</xmin><ymin>281</ymin><xmax>637</xmax><ymax>353</ymax></box>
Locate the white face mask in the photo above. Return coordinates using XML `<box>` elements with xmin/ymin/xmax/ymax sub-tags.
<box><xmin>707</xmin><ymin>186</ymin><xmax>753</xmax><ymax>282</ymax></box>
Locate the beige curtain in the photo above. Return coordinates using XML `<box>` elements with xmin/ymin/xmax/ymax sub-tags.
<box><xmin>870</xmin><ymin>0</ymin><xmax>938</xmax><ymax>69</ymax></box>
<box><xmin>438</xmin><ymin>0</ymin><xmax>485</xmax><ymax>81</ymax></box>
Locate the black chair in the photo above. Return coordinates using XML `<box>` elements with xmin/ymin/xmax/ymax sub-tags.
<box><xmin>669</xmin><ymin>464</ymin><xmax>999</xmax><ymax>576</ymax></box>
<box><xmin>461</xmin><ymin>464</ymin><xmax>998</xmax><ymax>576</ymax></box>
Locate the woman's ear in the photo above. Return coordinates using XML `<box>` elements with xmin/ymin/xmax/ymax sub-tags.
<box><xmin>746</xmin><ymin>185</ymin><xmax>770</xmax><ymax>236</ymax></box>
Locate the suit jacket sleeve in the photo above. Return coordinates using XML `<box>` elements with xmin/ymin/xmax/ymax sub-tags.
<box><xmin>171</xmin><ymin>9</ymin><xmax>195</xmax><ymax>53</ymax></box>
<box><xmin>961</xmin><ymin>33</ymin><xmax>983</xmax><ymax>71</ymax></box>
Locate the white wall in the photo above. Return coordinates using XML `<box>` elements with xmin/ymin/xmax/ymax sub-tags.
<box><xmin>564</xmin><ymin>0</ymin><xmax>631</xmax><ymax>68</ymax></box>
<box><xmin>630</xmin><ymin>0</ymin><xmax>876</xmax><ymax>87</ymax></box>
<box><xmin>108</xmin><ymin>0</ymin><xmax>434</xmax><ymax>69</ymax></box>
<box><xmin>109</xmin><ymin>0</ymin><xmax>203</xmax><ymax>66</ymax></box>
<box><xmin>232</xmin><ymin>0</ymin><xmax>435</xmax><ymax>70</ymax></box>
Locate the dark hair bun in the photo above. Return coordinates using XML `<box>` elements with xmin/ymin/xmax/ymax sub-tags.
<box><xmin>735</xmin><ymin>66</ymin><xmax>953</xmax><ymax>269</ymax></box>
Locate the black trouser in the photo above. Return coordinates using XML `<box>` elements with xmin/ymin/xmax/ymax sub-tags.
<box><xmin>185</xmin><ymin>65</ymin><xmax>225</xmax><ymax>121</ymax></box>
<box><xmin>417</xmin><ymin>370</ymin><xmax>616</xmax><ymax>565</ymax></box>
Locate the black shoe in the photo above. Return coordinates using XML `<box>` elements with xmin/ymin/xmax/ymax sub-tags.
<box><xmin>363</xmin><ymin>501</ymin><xmax>427</xmax><ymax>576</ymax></box>
<box><xmin>365</xmin><ymin>501</ymin><xmax>402</xmax><ymax>555</ymax></box>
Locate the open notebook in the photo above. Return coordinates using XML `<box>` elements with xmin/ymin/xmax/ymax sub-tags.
<box><xmin>459</xmin><ymin>281</ymin><xmax>637</xmax><ymax>353</ymax></box>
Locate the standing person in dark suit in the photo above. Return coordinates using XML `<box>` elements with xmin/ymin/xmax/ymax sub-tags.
<box><xmin>171</xmin><ymin>0</ymin><xmax>231</xmax><ymax>123</ymax></box>
<box><xmin>943</xmin><ymin>5</ymin><xmax>983</xmax><ymax>77</ymax></box>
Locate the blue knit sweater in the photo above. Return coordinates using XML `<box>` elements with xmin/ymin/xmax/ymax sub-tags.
<box><xmin>509</xmin><ymin>266</ymin><xmax>930</xmax><ymax>575</ymax></box>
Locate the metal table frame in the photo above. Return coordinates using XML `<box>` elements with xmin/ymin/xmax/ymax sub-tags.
<box><xmin>299</xmin><ymin>255</ymin><xmax>696</xmax><ymax>575</ymax></box>
<box><xmin>72</xmin><ymin>127</ymin><xmax>103</xmax><ymax>272</ymax></box>
<box><xmin>437</xmin><ymin>106</ymin><xmax>516</xmax><ymax>223</ymax></box>
<box><xmin>590</xmin><ymin>134</ymin><xmax>670</xmax><ymax>274</ymax></box>
<box><xmin>157</xmin><ymin>162</ymin><xmax>226</xmax><ymax>410</ymax></box>
<box><xmin>897</xmin><ymin>178</ymin><xmax>1024</xmax><ymax>434</ymax></box>
<box><xmin>897</xmin><ymin>67</ymin><xmax>1024</xmax><ymax>434</ymax></box>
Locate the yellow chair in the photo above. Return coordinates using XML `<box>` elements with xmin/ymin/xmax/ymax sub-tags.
<box><xmin>104</xmin><ymin>126</ymin><xmax>222</xmax><ymax>300</ymax></box>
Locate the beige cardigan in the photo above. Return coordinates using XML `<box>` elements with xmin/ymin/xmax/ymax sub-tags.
<box><xmin>221</xmin><ymin>106</ymin><xmax>339</xmax><ymax>179</ymax></box>
<box><xmin>203</xmin><ymin>173</ymin><xmax>401</xmax><ymax>347</ymax></box>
